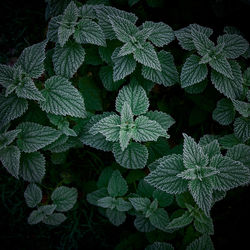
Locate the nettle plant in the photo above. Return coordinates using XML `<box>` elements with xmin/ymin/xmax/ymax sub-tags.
<box><xmin>0</xmin><ymin>1</ymin><xmax>250</xmax><ymax>248</ymax></box>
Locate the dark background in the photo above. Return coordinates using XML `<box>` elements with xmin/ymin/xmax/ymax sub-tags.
<box><xmin>0</xmin><ymin>0</ymin><xmax>250</xmax><ymax>249</ymax></box>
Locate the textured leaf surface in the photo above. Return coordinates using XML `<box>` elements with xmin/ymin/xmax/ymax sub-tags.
<box><xmin>0</xmin><ymin>64</ymin><xmax>14</xmax><ymax>88</ymax></box>
<box><xmin>20</xmin><ymin>152</ymin><xmax>46</xmax><ymax>183</ymax></box>
<box><xmin>112</xmin><ymin>142</ymin><xmax>148</xmax><ymax>169</ymax></box>
<box><xmin>181</xmin><ymin>55</ymin><xmax>208</xmax><ymax>88</ymax></box>
<box><xmin>39</xmin><ymin>76</ymin><xmax>86</xmax><ymax>118</ymax></box>
<box><xmin>232</xmin><ymin>99</ymin><xmax>250</xmax><ymax>117</ymax></box>
<box><xmin>53</xmin><ymin>41</ymin><xmax>85</xmax><ymax>78</ymax></box>
<box><xmin>28</xmin><ymin>210</ymin><xmax>45</xmax><ymax>225</ymax></box>
<box><xmin>149</xmin><ymin>208</ymin><xmax>169</xmax><ymax>231</ymax></box>
<box><xmin>212</xmin><ymin>98</ymin><xmax>235</xmax><ymax>125</ymax></box>
<box><xmin>134</xmin><ymin>215</ymin><xmax>155</xmax><ymax>232</ymax></box>
<box><xmin>0</xmin><ymin>145</ymin><xmax>20</xmax><ymax>178</ymax></box>
<box><xmin>43</xmin><ymin>213</ymin><xmax>67</xmax><ymax>225</ymax></box>
<box><xmin>167</xmin><ymin>211</ymin><xmax>193</xmax><ymax>231</ymax></box>
<box><xmin>145</xmin><ymin>155</ymin><xmax>188</xmax><ymax>194</ymax></box>
<box><xmin>16</xmin><ymin>122</ymin><xmax>60</xmax><ymax>152</ymax></box>
<box><xmin>51</xmin><ymin>186</ymin><xmax>77</xmax><ymax>212</ymax></box>
<box><xmin>202</xmin><ymin>140</ymin><xmax>221</xmax><ymax>160</ymax></box>
<box><xmin>106</xmin><ymin>208</ymin><xmax>126</xmax><ymax>226</ymax></box>
<box><xmin>0</xmin><ymin>129</ymin><xmax>21</xmax><ymax>150</ymax></box>
<box><xmin>47</xmin><ymin>15</ymin><xmax>62</xmax><ymax>43</ymax></box>
<box><xmin>145</xmin><ymin>242</ymin><xmax>174</xmax><ymax>250</ymax></box>
<box><xmin>116</xmin><ymin>82</ymin><xmax>149</xmax><ymax>115</ymax></box>
<box><xmin>142</xmin><ymin>51</ymin><xmax>178</xmax><ymax>87</ymax></box>
<box><xmin>108</xmin><ymin>170</ymin><xmax>128</xmax><ymax>197</ymax></box>
<box><xmin>187</xmin><ymin>235</ymin><xmax>214</xmax><ymax>250</ymax></box>
<box><xmin>87</xmin><ymin>188</ymin><xmax>109</xmax><ymax>206</ymax></box>
<box><xmin>234</xmin><ymin>117</ymin><xmax>250</xmax><ymax>142</ymax></box>
<box><xmin>24</xmin><ymin>184</ymin><xmax>42</xmax><ymax>208</ymax></box>
<box><xmin>129</xmin><ymin>197</ymin><xmax>151</xmax><ymax>211</ymax></box>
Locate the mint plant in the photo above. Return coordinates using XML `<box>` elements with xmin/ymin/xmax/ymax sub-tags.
<box><xmin>1</xmin><ymin>1</ymin><xmax>250</xmax><ymax>248</ymax></box>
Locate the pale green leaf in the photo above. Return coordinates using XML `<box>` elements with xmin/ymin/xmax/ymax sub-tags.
<box><xmin>117</xmin><ymin>41</ymin><xmax>136</xmax><ymax>57</ymax></box>
<box><xmin>232</xmin><ymin>99</ymin><xmax>250</xmax><ymax>118</ymax></box>
<box><xmin>0</xmin><ymin>64</ymin><xmax>14</xmax><ymax>88</ymax></box>
<box><xmin>24</xmin><ymin>183</ymin><xmax>42</xmax><ymax>208</ymax></box>
<box><xmin>116</xmin><ymin>198</ymin><xmax>132</xmax><ymax>212</ymax></box>
<box><xmin>186</xmin><ymin>235</ymin><xmax>214</xmax><ymax>250</ymax></box>
<box><xmin>167</xmin><ymin>211</ymin><xmax>193</xmax><ymax>231</ymax></box>
<box><xmin>202</xmin><ymin>140</ymin><xmax>221</xmax><ymax>160</ymax></box>
<box><xmin>38</xmin><ymin>205</ymin><xmax>57</xmax><ymax>215</ymax></box>
<box><xmin>129</xmin><ymin>197</ymin><xmax>151</xmax><ymax>212</ymax></box>
<box><xmin>28</xmin><ymin>210</ymin><xmax>45</xmax><ymax>225</ymax></box>
<box><xmin>47</xmin><ymin>15</ymin><xmax>62</xmax><ymax>43</ymax></box>
<box><xmin>0</xmin><ymin>129</ymin><xmax>21</xmax><ymax>150</ymax></box>
<box><xmin>97</xmin><ymin>196</ymin><xmax>115</xmax><ymax>209</ymax></box>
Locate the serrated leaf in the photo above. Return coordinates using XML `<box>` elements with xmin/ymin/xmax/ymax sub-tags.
<box><xmin>0</xmin><ymin>129</ymin><xmax>21</xmax><ymax>150</ymax></box>
<box><xmin>97</xmin><ymin>196</ymin><xmax>115</xmax><ymax>209</ymax></box>
<box><xmin>20</xmin><ymin>152</ymin><xmax>46</xmax><ymax>183</ymax></box>
<box><xmin>116</xmin><ymin>198</ymin><xmax>132</xmax><ymax>212</ymax></box>
<box><xmin>134</xmin><ymin>215</ymin><xmax>155</xmax><ymax>232</ymax></box>
<box><xmin>144</xmin><ymin>111</ymin><xmax>175</xmax><ymax>131</ymax></box>
<box><xmin>108</xmin><ymin>170</ymin><xmax>128</xmax><ymax>197</ymax></box>
<box><xmin>212</xmin><ymin>98</ymin><xmax>235</xmax><ymax>125</ymax></box>
<box><xmin>89</xmin><ymin>114</ymin><xmax>120</xmax><ymax>142</ymax></box>
<box><xmin>117</xmin><ymin>41</ymin><xmax>136</xmax><ymax>57</ymax></box>
<box><xmin>47</xmin><ymin>15</ymin><xmax>62</xmax><ymax>43</ymax></box>
<box><xmin>181</xmin><ymin>55</ymin><xmax>208</xmax><ymax>88</ymax></box>
<box><xmin>234</xmin><ymin>117</ymin><xmax>250</xmax><ymax>142</ymax></box>
<box><xmin>106</xmin><ymin>208</ymin><xmax>126</xmax><ymax>226</ymax></box>
<box><xmin>111</xmin><ymin>48</ymin><xmax>136</xmax><ymax>82</ymax></box>
<box><xmin>15</xmin><ymin>40</ymin><xmax>47</xmax><ymax>78</ymax></box>
<box><xmin>38</xmin><ymin>205</ymin><xmax>57</xmax><ymax>215</ymax></box>
<box><xmin>87</xmin><ymin>188</ymin><xmax>109</xmax><ymax>206</ymax></box>
<box><xmin>218</xmin><ymin>134</ymin><xmax>241</xmax><ymax>149</ymax></box>
<box><xmin>129</xmin><ymin>197</ymin><xmax>151</xmax><ymax>212</ymax></box>
<box><xmin>133</xmin><ymin>41</ymin><xmax>161</xmax><ymax>71</ymax></box>
<box><xmin>167</xmin><ymin>211</ymin><xmax>193</xmax><ymax>231</ymax></box>
<box><xmin>132</xmin><ymin>116</ymin><xmax>168</xmax><ymax>142</ymax></box>
<box><xmin>145</xmin><ymin>154</ymin><xmax>188</xmax><ymax>194</ymax></box>
<box><xmin>112</xmin><ymin>142</ymin><xmax>148</xmax><ymax>169</ymax></box>
<box><xmin>53</xmin><ymin>41</ymin><xmax>85</xmax><ymax>78</ymax></box>
<box><xmin>74</xmin><ymin>19</ymin><xmax>106</xmax><ymax>46</ymax></box>
<box><xmin>0</xmin><ymin>64</ymin><xmax>14</xmax><ymax>88</ymax></box>
<box><xmin>153</xmin><ymin>190</ymin><xmax>174</xmax><ymax>207</ymax></box>
<box><xmin>186</xmin><ymin>234</ymin><xmax>214</xmax><ymax>250</ymax></box>
<box><xmin>24</xmin><ymin>184</ymin><xmax>42</xmax><ymax>208</ymax></box>
<box><xmin>184</xmin><ymin>79</ymin><xmax>207</xmax><ymax>94</ymax></box>
<box><xmin>43</xmin><ymin>213</ymin><xmax>67</xmax><ymax>225</ymax></box>
<box><xmin>210</xmin><ymin>155</ymin><xmax>250</xmax><ymax>191</ymax></box>
<box><xmin>145</xmin><ymin>242</ymin><xmax>174</xmax><ymax>250</ymax></box>
<box><xmin>0</xmin><ymin>94</ymin><xmax>28</xmax><ymax>128</ymax></box>
<box><xmin>183</xmin><ymin>134</ymin><xmax>209</xmax><ymax>169</ymax></box>
<box><xmin>116</xmin><ymin>82</ymin><xmax>149</xmax><ymax>115</ymax></box>
<box><xmin>0</xmin><ymin>145</ymin><xmax>20</xmax><ymax>178</ymax></box>
<box><xmin>194</xmin><ymin>215</ymin><xmax>214</xmax><ymax>235</ymax></box>
<box><xmin>217</xmin><ymin>34</ymin><xmax>249</xmax><ymax>59</ymax></box>
<box><xmin>188</xmin><ymin>178</ymin><xmax>213</xmax><ymax>216</ymax></box>
<box><xmin>232</xmin><ymin>99</ymin><xmax>250</xmax><ymax>117</ymax></box>
<box><xmin>28</xmin><ymin>210</ymin><xmax>45</xmax><ymax>225</ymax></box>
<box><xmin>16</xmin><ymin>122</ymin><xmax>61</xmax><ymax>152</ymax></box>
<box><xmin>142</xmin><ymin>50</ymin><xmax>179</xmax><ymax>87</ymax></box>
<box><xmin>226</xmin><ymin>144</ymin><xmax>250</xmax><ymax>168</ymax></box>
<box><xmin>202</xmin><ymin>140</ymin><xmax>221</xmax><ymax>160</ymax></box>
<box><xmin>51</xmin><ymin>186</ymin><xmax>77</xmax><ymax>212</ymax></box>
<box><xmin>149</xmin><ymin>208</ymin><xmax>169</xmax><ymax>231</ymax></box>
<box><xmin>39</xmin><ymin>76</ymin><xmax>86</xmax><ymax>118</ymax></box>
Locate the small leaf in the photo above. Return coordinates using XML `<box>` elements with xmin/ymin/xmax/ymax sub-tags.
<box><xmin>129</xmin><ymin>197</ymin><xmax>151</xmax><ymax>212</ymax></box>
<box><xmin>51</xmin><ymin>186</ymin><xmax>78</xmax><ymax>212</ymax></box>
<box><xmin>108</xmin><ymin>170</ymin><xmax>128</xmax><ymax>197</ymax></box>
<box><xmin>24</xmin><ymin>183</ymin><xmax>42</xmax><ymax>208</ymax></box>
<box><xmin>38</xmin><ymin>205</ymin><xmax>57</xmax><ymax>215</ymax></box>
<box><xmin>134</xmin><ymin>215</ymin><xmax>155</xmax><ymax>232</ymax></box>
<box><xmin>28</xmin><ymin>210</ymin><xmax>45</xmax><ymax>225</ymax></box>
<box><xmin>202</xmin><ymin>140</ymin><xmax>221</xmax><ymax>160</ymax></box>
<box><xmin>47</xmin><ymin>15</ymin><xmax>62</xmax><ymax>43</ymax></box>
<box><xmin>186</xmin><ymin>234</ymin><xmax>214</xmax><ymax>250</ymax></box>
<box><xmin>0</xmin><ymin>129</ymin><xmax>21</xmax><ymax>150</ymax></box>
<box><xmin>106</xmin><ymin>208</ymin><xmax>126</xmax><ymax>226</ymax></box>
<box><xmin>145</xmin><ymin>242</ymin><xmax>174</xmax><ymax>250</ymax></box>
<box><xmin>87</xmin><ymin>188</ymin><xmax>109</xmax><ymax>206</ymax></box>
<box><xmin>149</xmin><ymin>208</ymin><xmax>169</xmax><ymax>232</ymax></box>
<box><xmin>232</xmin><ymin>99</ymin><xmax>250</xmax><ymax>118</ymax></box>
<box><xmin>234</xmin><ymin>117</ymin><xmax>250</xmax><ymax>142</ymax></box>
<box><xmin>43</xmin><ymin>213</ymin><xmax>67</xmax><ymax>225</ymax></box>
<box><xmin>167</xmin><ymin>211</ymin><xmax>193</xmax><ymax>231</ymax></box>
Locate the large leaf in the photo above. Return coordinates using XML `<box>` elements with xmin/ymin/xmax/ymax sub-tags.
<box><xmin>145</xmin><ymin>154</ymin><xmax>188</xmax><ymax>194</ymax></box>
<box><xmin>232</xmin><ymin>99</ymin><xmax>250</xmax><ymax>118</ymax></box>
<box><xmin>0</xmin><ymin>129</ymin><xmax>21</xmax><ymax>150</ymax></box>
<box><xmin>149</xmin><ymin>208</ymin><xmax>169</xmax><ymax>232</ymax></box>
<box><xmin>0</xmin><ymin>145</ymin><xmax>20</xmax><ymax>178</ymax></box>
<box><xmin>106</xmin><ymin>208</ymin><xmax>126</xmax><ymax>226</ymax></box>
<box><xmin>108</xmin><ymin>170</ymin><xmax>128</xmax><ymax>197</ymax></box>
<box><xmin>234</xmin><ymin>117</ymin><xmax>250</xmax><ymax>142</ymax></box>
<box><xmin>112</xmin><ymin>142</ymin><xmax>148</xmax><ymax>169</ymax></box>
<box><xmin>16</xmin><ymin>122</ymin><xmax>61</xmax><ymax>152</ymax></box>
<box><xmin>186</xmin><ymin>235</ymin><xmax>214</xmax><ymax>250</ymax></box>
<box><xmin>51</xmin><ymin>186</ymin><xmax>78</xmax><ymax>212</ymax></box>
<box><xmin>116</xmin><ymin>82</ymin><xmax>149</xmax><ymax>115</ymax></box>
<box><xmin>20</xmin><ymin>152</ymin><xmax>46</xmax><ymax>183</ymax></box>
<box><xmin>24</xmin><ymin>183</ymin><xmax>42</xmax><ymax>208</ymax></box>
<box><xmin>39</xmin><ymin>76</ymin><xmax>86</xmax><ymax>118</ymax></box>
<box><xmin>53</xmin><ymin>41</ymin><xmax>85</xmax><ymax>78</ymax></box>
<box><xmin>15</xmin><ymin>40</ymin><xmax>47</xmax><ymax>78</ymax></box>
<box><xmin>212</xmin><ymin>98</ymin><xmax>235</xmax><ymax>125</ymax></box>
<box><xmin>129</xmin><ymin>197</ymin><xmax>151</xmax><ymax>212</ymax></box>
<box><xmin>180</xmin><ymin>55</ymin><xmax>208</xmax><ymax>88</ymax></box>
<box><xmin>47</xmin><ymin>15</ymin><xmax>62</xmax><ymax>43</ymax></box>
<box><xmin>142</xmin><ymin>51</ymin><xmax>179</xmax><ymax>87</ymax></box>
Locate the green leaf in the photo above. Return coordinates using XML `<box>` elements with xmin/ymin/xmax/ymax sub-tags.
<box><xmin>243</xmin><ymin>67</ymin><xmax>250</xmax><ymax>86</ymax></box>
<box><xmin>20</xmin><ymin>152</ymin><xmax>46</xmax><ymax>183</ymax></box>
<box><xmin>180</xmin><ymin>55</ymin><xmax>208</xmax><ymax>88</ymax></box>
<box><xmin>108</xmin><ymin>170</ymin><xmax>128</xmax><ymax>197</ymax></box>
<box><xmin>134</xmin><ymin>215</ymin><xmax>155</xmax><ymax>232</ymax></box>
<box><xmin>79</xmin><ymin>113</ymin><xmax>114</xmax><ymax>151</ymax></box>
<box><xmin>51</xmin><ymin>186</ymin><xmax>78</xmax><ymax>212</ymax></box>
<box><xmin>153</xmin><ymin>190</ymin><xmax>174</xmax><ymax>207</ymax></box>
<box><xmin>97</xmin><ymin>196</ymin><xmax>116</xmax><ymax>209</ymax></box>
<box><xmin>167</xmin><ymin>211</ymin><xmax>193</xmax><ymax>231</ymax></box>
<box><xmin>0</xmin><ymin>129</ymin><xmax>21</xmax><ymax>150</ymax></box>
<box><xmin>145</xmin><ymin>154</ymin><xmax>188</xmax><ymax>194</ymax></box>
<box><xmin>188</xmin><ymin>178</ymin><xmax>213</xmax><ymax>216</ymax></box>
<box><xmin>133</xmin><ymin>41</ymin><xmax>161</xmax><ymax>71</ymax></box>
<box><xmin>38</xmin><ymin>205</ymin><xmax>56</xmax><ymax>215</ymax></box>
<box><xmin>0</xmin><ymin>145</ymin><xmax>20</xmax><ymax>178</ymax></box>
<box><xmin>145</xmin><ymin>242</ymin><xmax>174</xmax><ymax>250</ymax></box>
<box><xmin>47</xmin><ymin>15</ymin><xmax>62</xmax><ymax>43</ymax></box>
<box><xmin>53</xmin><ymin>41</ymin><xmax>85</xmax><ymax>78</ymax></box>
<box><xmin>186</xmin><ymin>234</ymin><xmax>214</xmax><ymax>250</ymax></box>
<box><xmin>106</xmin><ymin>208</ymin><xmax>126</xmax><ymax>226</ymax></box>
<box><xmin>109</xmin><ymin>15</ymin><xmax>138</xmax><ymax>43</ymax></box>
<box><xmin>116</xmin><ymin>198</ymin><xmax>132</xmax><ymax>212</ymax></box>
<box><xmin>194</xmin><ymin>213</ymin><xmax>214</xmax><ymax>235</ymax></box>
<box><xmin>79</xmin><ymin>4</ymin><xmax>96</xmax><ymax>19</ymax></box>
<box><xmin>184</xmin><ymin>80</ymin><xmax>207</xmax><ymax>94</ymax></box>
<box><xmin>210</xmin><ymin>155</ymin><xmax>250</xmax><ymax>191</ymax></box>
<box><xmin>129</xmin><ymin>197</ymin><xmax>151</xmax><ymax>212</ymax></box>
<box><xmin>74</xmin><ymin>19</ymin><xmax>106</xmax><ymax>46</ymax></box>
<box><xmin>149</xmin><ymin>208</ymin><xmax>169</xmax><ymax>232</ymax></box>
<box><xmin>202</xmin><ymin>140</ymin><xmax>221</xmax><ymax>160</ymax></box>
<box><xmin>144</xmin><ymin>111</ymin><xmax>175</xmax><ymax>131</ymax></box>
<box><xmin>226</xmin><ymin>144</ymin><xmax>250</xmax><ymax>168</ymax></box>
<box><xmin>43</xmin><ymin>213</ymin><xmax>67</xmax><ymax>225</ymax></box>
<box><xmin>116</xmin><ymin>82</ymin><xmax>149</xmax><ymax>115</ymax></box>
<box><xmin>132</xmin><ymin>116</ymin><xmax>168</xmax><ymax>142</ymax></box>
<box><xmin>24</xmin><ymin>183</ymin><xmax>42</xmax><ymax>208</ymax></box>
<box><xmin>39</xmin><ymin>76</ymin><xmax>86</xmax><ymax>118</ymax></box>
<box><xmin>0</xmin><ymin>94</ymin><xmax>28</xmax><ymax>128</ymax></box>
<box><xmin>28</xmin><ymin>209</ymin><xmax>45</xmax><ymax>225</ymax></box>
<box><xmin>218</xmin><ymin>134</ymin><xmax>241</xmax><ymax>149</ymax></box>
<box><xmin>0</xmin><ymin>64</ymin><xmax>15</xmax><ymax>88</ymax></box>
<box><xmin>234</xmin><ymin>117</ymin><xmax>250</xmax><ymax>142</ymax></box>
<box><xmin>15</xmin><ymin>40</ymin><xmax>47</xmax><ymax>78</ymax></box>
<box><xmin>217</xmin><ymin>34</ymin><xmax>249</xmax><ymax>59</ymax></box>
<box><xmin>212</xmin><ymin>98</ymin><xmax>235</xmax><ymax>125</ymax></box>
<box><xmin>87</xmin><ymin>188</ymin><xmax>109</xmax><ymax>206</ymax></box>
<box><xmin>183</xmin><ymin>134</ymin><xmax>209</xmax><ymax>169</ymax></box>
<box><xmin>118</xmin><ymin>41</ymin><xmax>136</xmax><ymax>57</ymax></box>
<box><xmin>142</xmin><ymin>51</ymin><xmax>179</xmax><ymax>87</ymax></box>
<box><xmin>16</xmin><ymin>122</ymin><xmax>61</xmax><ymax>152</ymax></box>
<box><xmin>89</xmin><ymin>114</ymin><xmax>120</xmax><ymax>142</ymax></box>
<box><xmin>111</xmin><ymin>48</ymin><xmax>136</xmax><ymax>82</ymax></box>
<box><xmin>232</xmin><ymin>99</ymin><xmax>250</xmax><ymax>118</ymax></box>
<box><xmin>112</xmin><ymin>142</ymin><xmax>148</xmax><ymax>169</ymax></box>
<box><xmin>121</xmin><ymin>102</ymin><xmax>133</xmax><ymax>124</ymax></box>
